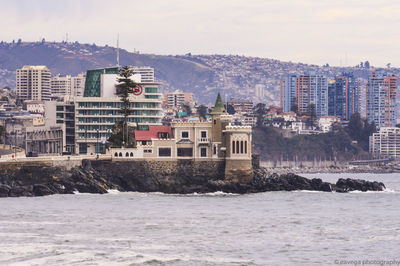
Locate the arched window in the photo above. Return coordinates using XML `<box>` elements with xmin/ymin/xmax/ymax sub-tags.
<box><xmin>236</xmin><ymin>141</ymin><xmax>240</xmax><ymax>154</ymax></box>
<box><xmin>130</xmin><ymin>152</ymin><xmax>134</xmax><ymax>157</ymax></box>
<box><xmin>114</xmin><ymin>152</ymin><xmax>118</xmax><ymax>157</ymax></box>
<box><xmin>240</xmin><ymin>141</ymin><xmax>244</xmax><ymax>154</ymax></box>
<box><xmin>245</xmin><ymin>141</ymin><xmax>248</xmax><ymax>154</ymax></box>
<box><xmin>232</xmin><ymin>140</ymin><xmax>235</xmax><ymax>154</ymax></box>
<box><xmin>125</xmin><ymin>152</ymin><xmax>129</xmax><ymax>157</ymax></box>
<box><xmin>119</xmin><ymin>152</ymin><xmax>122</xmax><ymax>157</ymax></box>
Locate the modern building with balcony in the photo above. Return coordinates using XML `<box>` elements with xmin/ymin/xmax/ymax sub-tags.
<box><xmin>74</xmin><ymin>67</ymin><xmax>162</xmax><ymax>154</ymax></box>
<box><xmin>369</xmin><ymin>127</ymin><xmax>400</xmax><ymax>158</ymax></box>
<box><xmin>16</xmin><ymin>65</ymin><xmax>51</xmax><ymax>102</ymax></box>
<box><xmin>367</xmin><ymin>70</ymin><xmax>397</xmax><ymax>128</ymax></box>
<box><xmin>328</xmin><ymin>73</ymin><xmax>360</xmax><ymax>121</ymax></box>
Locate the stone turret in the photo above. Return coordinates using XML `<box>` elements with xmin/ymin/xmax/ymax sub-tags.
<box><xmin>210</xmin><ymin>93</ymin><xmax>253</xmax><ymax>183</ymax></box>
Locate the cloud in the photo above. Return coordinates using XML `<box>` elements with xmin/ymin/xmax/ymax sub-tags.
<box><xmin>0</xmin><ymin>0</ymin><xmax>399</xmax><ymax>67</ymax></box>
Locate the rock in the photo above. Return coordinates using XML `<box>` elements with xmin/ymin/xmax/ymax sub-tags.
<box><xmin>9</xmin><ymin>186</ymin><xmax>32</xmax><ymax>197</ymax></box>
<box><xmin>320</xmin><ymin>182</ymin><xmax>332</xmax><ymax>192</ymax></box>
<box><xmin>32</xmin><ymin>184</ymin><xmax>54</xmax><ymax>196</ymax></box>
<box><xmin>335</xmin><ymin>178</ymin><xmax>385</xmax><ymax>192</ymax></box>
<box><xmin>0</xmin><ymin>184</ymin><xmax>10</xmax><ymax>197</ymax></box>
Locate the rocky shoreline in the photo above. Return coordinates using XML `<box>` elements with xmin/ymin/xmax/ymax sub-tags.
<box><xmin>0</xmin><ymin>160</ymin><xmax>386</xmax><ymax>197</ymax></box>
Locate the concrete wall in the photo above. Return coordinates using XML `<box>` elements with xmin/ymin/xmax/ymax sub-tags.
<box><xmin>260</xmin><ymin>160</ymin><xmax>346</xmax><ymax>168</ymax></box>
<box><xmin>90</xmin><ymin>158</ymin><xmax>226</xmax><ymax>181</ymax></box>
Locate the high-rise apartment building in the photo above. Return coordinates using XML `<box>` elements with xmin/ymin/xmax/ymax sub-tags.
<box><xmin>328</xmin><ymin>73</ymin><xmax>359</xmax><ymax>120</ymax></box>
<box><xmin>280</xmin><ymin>73</ymin><xmax>328</xmax><ymax>117</ymax></box>
<box><xmin>280</xmin><ymin>74</ymin><xmax>297</xmax><ymax>113</ymax></box>
<box><xmin>369</xmin><ymin>127</ymin><xmax>400</xmax><ymax>158</ymax></box>
<box><xmin>129</xmin><ymin>66</ymin><xmax>154</xmax><ymax>82</ymax></box>
<box><xmin>16</xmin><ymin>65</ymin><xmax>51</xmax><ymax>101</ymax></box>
<box><xmin>75</xmin><ymin>67</ymin><xmax>162</xmax><ymax>154</ymax></box>
<box><xmin>51</xmin><ymin>74</ymin><xmax>86</xmax><ymax>98</ymax></box>
<box><xmin>367</xmin><ymin>70</ymin><xmax>397</xmax><ymax>128</ymax></box>
<box><xmin>255</xmin><ymin>84</ymin><xmax>265</xmax><ymax>99</ymax></box>
<box><xmin>165</xmin><ymin>89</ymin><xmax>194</xmax><ymax>108</ymax></box>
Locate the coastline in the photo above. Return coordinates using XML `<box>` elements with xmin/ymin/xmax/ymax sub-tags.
<box><xmin>0</xmin><ymin>159</ymin><xmax>387</xmax><ymax>197</ymax></box>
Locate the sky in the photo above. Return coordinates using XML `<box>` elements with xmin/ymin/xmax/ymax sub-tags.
<box><xmin>1</xmin><ymin>0</ymin><xmax>400</xmax><ymax>67</ymax></box>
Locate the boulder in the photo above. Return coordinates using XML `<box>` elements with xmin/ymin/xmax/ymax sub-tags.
<box><xmin>33</xmin><ymin>184</ymin><xmax>55</xmax><ymax>196</ymax></box>
<box><xmin>335</xmin><ymin>178</ymin><xmax>385</xmax><ymax>192</ymax></box>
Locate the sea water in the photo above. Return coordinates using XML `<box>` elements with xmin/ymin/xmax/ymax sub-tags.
<box><xmin>0</xmin><ymin>173</ymin><xmax>399</xmax><ymax>265</ymax></box>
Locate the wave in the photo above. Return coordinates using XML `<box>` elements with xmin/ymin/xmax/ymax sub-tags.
<box><xmin>349</xmin><ymin>188</ymin><xmax>398</xmax><ymax>194</ymax></box>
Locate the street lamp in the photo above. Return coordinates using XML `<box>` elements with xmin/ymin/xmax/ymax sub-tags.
<box><xmin>96</xmin><ymin>129</ymin><xmax>99</xmax><ymax>155</ymax></box>
<box><xmin>85</xmin><ymin>128</ymin><xmax>88</xmax><ymax>155</ymax></box>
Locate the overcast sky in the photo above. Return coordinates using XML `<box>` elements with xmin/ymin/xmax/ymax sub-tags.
<box><xmin>1</xmin><ymin>0</ymin><xmax>400</xmax><ymax>67</ymax></box>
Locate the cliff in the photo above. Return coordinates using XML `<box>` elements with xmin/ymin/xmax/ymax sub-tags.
<box><xmin>0</xmin><ymin>159</ymin><xmax>385</xmax><ymax>197</ymax></box>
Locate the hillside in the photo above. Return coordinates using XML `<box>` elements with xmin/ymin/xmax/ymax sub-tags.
<box><xmin>252</xmin><ymin>127</ymin><xmax>370</xmax><ymax>162</ymax></box>
<box><xmin>1</xmin><ymin>40</ymin><xmax>400</xmax><ymax>104</ymax></box>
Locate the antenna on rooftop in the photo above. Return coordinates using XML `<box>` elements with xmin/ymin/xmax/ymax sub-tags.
<box><xmin>116</xmin><ymin>34</ymin><xmax>120</xmax><ymax>67</ymax></box>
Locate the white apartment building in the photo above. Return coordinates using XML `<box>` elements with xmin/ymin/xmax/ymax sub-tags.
<box><xmin>165</xmin><ymin>89</ymin><xmax>194</xmax><ymax>108</ymax></box>
<box><xmin>369</xmin><ymin>127</ymin><xmax>400</xmax><ymax>158</ymax></box>
<box><xmin>16</xmin><ymin>65</ymin><xmax>51</xmax><ymax>101</ymax></box>
<box><xmin>75</xmin><ymin>67</ymin><xmax>162</xmax><ymax>154</ymax></box>
<box><xmin>51</xmin><ymin>73</ymin><xmax>85</xmax><ymax>98</ymax></box>
<box><xmin>255</xmin><ymin>84</ymin><xmax>265</xmax><ymax>99</ymax></box>
<box><xmin>129</xmin><ymin>66</ymin><xmax>154</xmax><ymax>83</ymax></box>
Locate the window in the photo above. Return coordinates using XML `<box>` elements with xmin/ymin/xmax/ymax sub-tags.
<box><xmin>130</xmin><ymin>152</ymin><xmax>134</xmax><ymax>157</ymax></box>
<box><xmin>119</xmin><ymin>152</ymin><xmax>122</xmax><ymax>157</ymax></box>
<box><xmin>126</xmin><ymin>152</ymin><xmax>129</xmax><ymax>157</ymax></box>
<box><xmin>240</xmin><ymin>141</ymin><xmax>244</xmax><ymax>154</ymax></box>
<box><xmin>181</xmin><ymin>131</ymin><xmax>189</xmax><ymax>139</ymax></box>
<box><xmin>214</xmin><ymin>120</ymin><xmax>216</xmax><ymax>124</ymax></box>
<box><xmin>177</xmin><ymin>148</ymin><xmax>193</xmax><ymax>157</ymax></box>
<box><xmin>201</xmin><ymin>131</ymin><xmax>207</xmax><ymax>138</ymax></box>
<box><xmin>236</xmin><ymin>141</ymin><xmax>240</xmax><ymax>154</ymax></box>
<box><xmin>145</xmin><ymin>87</ymin><xmax>158</xmax><ymax>93</ymax></box>
<box><xmin>213</xmin><ymin>145</ymin><xmax>217</xmax><ymax>155</ymax></box>
<box><xmin>232</xmin><ymin>141</ymin><xmax>235</xmax><ymax>154</ymax></box>
<box><xmin>245</xmin><ymin>141</ymin><xmax>247</xmax><ymax>154</ymax></box>
<box><xmin>158</xmin><ymin>147</ymin><xmax>171</xmax><ymax>157</ymax></box>
<box><xmin>158</xmin><ymin>132</ymin><xmax>169</xmax><ymax>138</ymax></box>
<box><xmin>200</xmin><ymin>147</ymin><xmax>207</xmax><ymax>157</ymax></box>
<box><xmin>144</xmin><ymin>149</ymin><xmax>153</xmax><ymax>153</ymax></box>
<box><xmin>114</xmin><ymin>152</ymin><xmax>118</xmax><ymax>157</ymax></box>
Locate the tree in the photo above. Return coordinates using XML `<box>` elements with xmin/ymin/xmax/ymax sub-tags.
<box><xmin>115</xmin><ymin>66</ymin><xmax>137</xmax><ymax>146</ymax></box>
<box><xmin>197</xmin><ymin>105</ymin><xmax>208</xmax><ymax>120</ymax></box>
<box><xmin>254</xmin><ymin>103</ymin><xmax>266</xmax><ymax>127</ymax></box>
<box><xmin>347</xmin><ymin>112</ymin><xmax>363</xmax><ymax>141</ymax></box>
<box><xmin>307</xmin><ymin>104</ymin><xmax>317</xmax><ymax>128</ymax></box>
<box><xmin>0</xmin><ymin>126</ymin><xmax>6</xmax><ymax>144</ymax></box>
<box><xmin>226</xmin><ymin>104</ymin><xmax>235</xmax><ymax>115</ymax></box>
<box><xmin>290</xmin><ymin>97</ymin><xmax>298</xmax><ymax>114</ymax></box>
<box><xmin>182</xmin><ymin>103</ymin><xmax>193</xmax><ymax>116</ymax></box>
<box><xmin>364</xmin><ymin>61</ymin><xmax>370</xmax><ymax>69</ymax></box>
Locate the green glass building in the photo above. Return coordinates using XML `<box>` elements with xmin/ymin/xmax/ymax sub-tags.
<box><xmin>75</xmin><ymin>67</ymin><xmax>162</xmax><ymax>154</ymax></box>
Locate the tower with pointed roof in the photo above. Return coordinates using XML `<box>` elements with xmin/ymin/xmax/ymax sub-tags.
<box><xmin>211</xmin><ymin>93</ymin><xmax>229</xmax><ymax>157</ymax></box>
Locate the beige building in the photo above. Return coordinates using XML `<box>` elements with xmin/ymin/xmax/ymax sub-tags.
<box><xmin>51</xmin><ymin>73</ymin><xmax>86</xmax><ymax>98</ymax></box>
<box><xmin>16</xmin><ymin>65</ymin><xmax>51</xmax><ymax>101</ymax></box>
<box><xmin>111</xmin><ymin>93</ymin><xmax>253</xmax><ymax>183</ymax></box>
<box><xmin>25</xmin><ymin>100</ymin><xmax>45</xmax><ymax>114</ymax></box>
<box><xmin>165</xmin><ymin>89</ymin><xmax>194</xmax><ymax>108</ymax></box>
<box><xmin>369</xmin><ymin>127</ymin><xmax>400</xmax><ymax>158</ymax></box>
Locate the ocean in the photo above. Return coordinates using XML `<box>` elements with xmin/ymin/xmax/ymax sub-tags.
<box><xmin>0</xmin><ymin>173</ymin><xmax>399</xmax><ymax>265</ymax></box>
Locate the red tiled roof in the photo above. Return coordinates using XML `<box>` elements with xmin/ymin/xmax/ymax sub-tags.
<box><xmin>135</xmin><ymin>126</ymin><xmax>173</xmax><ymax>140</ymax></box>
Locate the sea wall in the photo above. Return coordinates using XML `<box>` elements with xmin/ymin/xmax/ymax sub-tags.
<box><xmin>260</xmin><ymin>160</ymin><xmax>346</xmax><ymax>169</ymax></box>
<box><xmin>0</xmin><ymin>159</ymin><xmax>386</xmax><ymax>197</ymax></box>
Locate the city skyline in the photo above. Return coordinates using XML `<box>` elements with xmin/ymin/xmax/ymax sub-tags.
<box><xmin>1</xmin><ymin>0</ymin><xmax>400</xmax><ymax>67</ymax></box>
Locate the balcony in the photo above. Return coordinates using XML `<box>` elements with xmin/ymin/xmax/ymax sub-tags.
<box><xmin>198</xmin><ymin>138</ymin><xmax>210</xmax><ymax>144</ymax></box>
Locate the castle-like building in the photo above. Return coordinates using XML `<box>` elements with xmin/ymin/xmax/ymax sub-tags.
<box><xmin>111</xmin><ymin>93</ymin><xmax>253</xmax><ymax>183</ymax></box>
